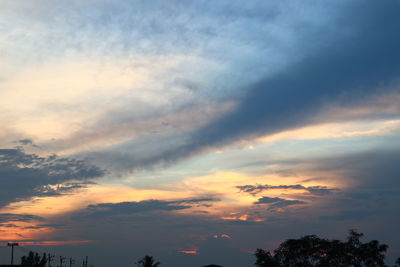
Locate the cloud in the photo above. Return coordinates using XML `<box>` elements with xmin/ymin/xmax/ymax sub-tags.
<box><xmin>22</xmin><ymin>224</ymin><xmax>63</xmax><ymax>230</ymax></box>
<box><xmin>0</xmin><ymin>148</ymin><xmax>104</xmax><ymax>207</ymax></box>
<box><xmin>0</xmin><ymin>213</ymin><xmax>43</xmax><ymax>223</ymax></box>
<box><xmin>36</xmin><ymin>182</ymin><xmax>97</xmax><ymax>197</ymax></box>
<box><xmin>254</xmin><ymin>197</ymin><xmax>283</xmax><ymax>204</ymax></box>
<box><xmin>0</xmin><ymin>223</ymin><xmax>18</xmax><ymax>228</ymax></box>
<box><xmin>254</xmin><ymin>196</ymin><xmax>306</xmax><ymax>208</ymax></box>
<box><xmin>16</xmin><ymin>139</ymin><xmax>37</xmax><ymax>146</ymax></box>
<box><xmin>237</xmin><ymin>184</ymin><xmax>336</xmax><ymax>196</ymax></box>
<box><xmin>86</xmin><ymin>198</ymin><xmax>218</xmax><ymax>216</ymax></box>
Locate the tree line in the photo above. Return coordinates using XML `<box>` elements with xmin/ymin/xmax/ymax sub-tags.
<box><xmin>13</xmin><ymin>230</ymin><xmax>400</xmax><ymax>267</ymax></box>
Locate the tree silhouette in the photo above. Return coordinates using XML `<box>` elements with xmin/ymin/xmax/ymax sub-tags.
<box><xmin>255</xmin><ymin>230</ymin><xmax>388</xmax><ymax>267</ymax></box>
<box><xmin>21</xmin><ymin>251</ymin><xmax>47</xmax><ymax>267</ymax></box>
<box><xmin>254</xmin><ymin>249</ymin><xmax>280</xmax><ymax>267</ymax></box>
<box><xmin>394</xmin><ymin>257</ymin><xmax>400</xmax><ymax>267</ymax></box>
<box><xmin>136</xmin><ymin>255</ymin><xmax>160</xmax><ymax>267</ymax></box>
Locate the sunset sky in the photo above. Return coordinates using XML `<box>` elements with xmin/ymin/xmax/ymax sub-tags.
<box><xmin>1</xmin><ymin>1</ymin><xmax>400</xmax><ymax>266</ymax></box>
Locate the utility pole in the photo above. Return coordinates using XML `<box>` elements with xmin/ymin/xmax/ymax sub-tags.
<box><xmin>69</xmin><ymin>257</ymin><xmax>75</xmax><ymax>267</ymax></box>
<box><xmin>7</xmin><ymin>242</ymin><xmax>19</xmax><ymax>265</ymax></box>
<box><xmin>48</xmin><ymin>254</ymin><xmax>55</xmax><ymax>267</ymax></box>
<box><xmin>85</xmin><ymin>256</ymin><xmax>88</xmax><ymax>267</ymax></box>
<box><xmin>59</xmin><ymin>256</ymin><xmax>66</xmax><ymax>267</ymax></box>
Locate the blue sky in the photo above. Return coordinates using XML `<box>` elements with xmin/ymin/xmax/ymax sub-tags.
<box><xmin>1</xmin><ymin>1</ymin><xmax>400</xmax><ymax>266</ymax></box>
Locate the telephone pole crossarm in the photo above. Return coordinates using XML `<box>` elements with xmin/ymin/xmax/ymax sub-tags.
<box><xmin>7</xmin><ymin>242</ymin><xmax>19</xmax><ymax>266</ymax></box>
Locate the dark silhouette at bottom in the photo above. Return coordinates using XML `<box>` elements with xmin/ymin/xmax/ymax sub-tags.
<box><xmin>255</xmin><ymin>230</ymin><xmax>389</xmax><ymax>267</ymax></box>
<box><xmin>21</xmin><ymin>251</ymin><xmax>47</xmax><ymax>267</ymax></box>
<box><xmin>135</xmin><ymin>255</ymin><xmax>160</xmax><ymax>267</ymax></box>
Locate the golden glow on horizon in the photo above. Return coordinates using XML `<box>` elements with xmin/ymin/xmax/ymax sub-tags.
<box><xmin>2</xmin><ymin>170</ymin><xmax>343</xmax><ymax>218</ymax></box>
<box><xmin>0</xmin><ymin>221</ymin><xmax>53</xmax><ymax>241</ymax></box>
<box><xmin>0</xmin><ymin>169</ymin><xmax>345</xmax><ymax>243</ymax></box>
<box><xmin>2</xmin><ymin>184</ymin><xmax>194</xmax><ymax>217</ymax></box>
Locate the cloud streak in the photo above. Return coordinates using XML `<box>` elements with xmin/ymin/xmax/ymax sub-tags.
<box><xmin>0</xmin><ymin>148</ymin><xmax>104</xmax><ymax>207</ymax></box>
<box><xmin>86</xmin><ymin>197</ymin><xmax>218</xmax><ymax>216</ymax></box>
<box><xmin>254</xmin><ymin>196</ymin><xmax>306</xmax><ymax>208</ymax></box>
<box><xmin>237</xmin><ymin>184</ymin><xmax>336</xmax><ymax>196</ymax></box>
<box><xmin>0</xmin><ymin>213</ymin><xmax>43</xmax><ymax>223</ymax></box>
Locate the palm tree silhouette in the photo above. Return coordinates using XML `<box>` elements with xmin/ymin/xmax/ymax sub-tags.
<box><xmin>136</xmin><ymin>255</ymin><xmax>160</xmax><ymax>267</ymax></box>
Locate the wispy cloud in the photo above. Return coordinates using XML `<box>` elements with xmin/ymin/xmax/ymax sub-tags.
<box><xmin>0</xmin><ymin>213</ymin><xmax>43</xmax><ymax>223</ymax></box>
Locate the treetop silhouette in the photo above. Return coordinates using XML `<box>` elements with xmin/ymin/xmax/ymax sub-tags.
<box><xmin>255</xmin><ymin>230</ymin><xmax>389</xmax><ymax>267</ymax></box>
<box><xmin>135</xmin><ymin>255</ymin><xmax>160</xmax><ymax>267</ymax></box>
<box><xmin>20</xmin><ymin>251</ymin><xmax>47</xmax><ymax>267</ymax></box>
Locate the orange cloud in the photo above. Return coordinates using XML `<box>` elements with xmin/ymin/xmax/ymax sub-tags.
<box><xmin>213</xmin><ymin>234</ymin><xmax>232</xmax><ymax>240</ymax></box>
<box><xmin>179</xmin><ymin>249</ymin><xmax>200</xmax><ymax>255</ymax></box>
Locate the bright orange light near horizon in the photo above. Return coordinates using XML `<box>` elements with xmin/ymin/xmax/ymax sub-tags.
<box><xmin>0</xmin><ymin>222</ymin><xmax>53</xmax><ymax>242</ymax></box>
<box><xmin>213</xmin><ymin>234</ymin><xmax>232</xmax><ymax>239</ymax></box>
<box><xmin>179</xmin><ymin>249</ymin><xmax>200</xmax><ymax>255</ymax></box>
<box><xmin>220</xmin><ymin>214</ymin><xmax>248</xmax><ymax>221</ymax></box>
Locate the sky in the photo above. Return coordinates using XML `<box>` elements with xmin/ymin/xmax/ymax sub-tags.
<box><xmin>1</xmin><ymin>0</ymin><xmax>400</xmax><ymax>266</ymax></box>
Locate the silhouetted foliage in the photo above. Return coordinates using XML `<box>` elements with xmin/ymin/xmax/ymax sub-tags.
<box><xmin>136</xmin><ymin>255</ymin><xmax>160</xmax><ymax>267</ymax></box>
<box><xmin>394</xmin><ymin>257</ymin><xmax>400</xmax><ymax>267</ymax></box>
<box><xmin>21</xmin><ymin>251</ymin><xmax>47</xmax><ymax>267</ymax></box>
<box><xmin>255</xmin><ymin>230</ymin><xmax>388</xmax><ymax>267</ymax></box>
<box><xmin>255</xmin><ymin>249</ymin><xmax>280</xmax><ymax>267</ymax></box>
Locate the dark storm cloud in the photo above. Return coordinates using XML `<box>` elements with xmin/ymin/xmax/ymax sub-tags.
<box><xmin>90</xmin><ymin>1</ymin><xmax>400</xmax><ymax>172</ymax></box>
<box><xmin>237</xmin><ymin>184</ymin><xmax>336</xmax><ymax>196</ymax></box>
<box><xmin>0</xmin><ymin>148</ymin><xmax>104</xmax><ymax>207</ymax></box>
<box><xmin>254</xmin><ymin>196</ymin><xmax>306</xmax><ymax>208</ymax></box>
<box><xmin>86</xmin><ymin>198</ymin><xmax>218</xmax><ymax>216</ymax></box>
<box><xmin>187</xmin><ymin>1</ymin><xmax>400</xmax><ymax>148</ymax></box>
<box><xmin>0</xmin><ymin>213</ymin><xmax>43</xmax><ymax>223</ymax></box>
